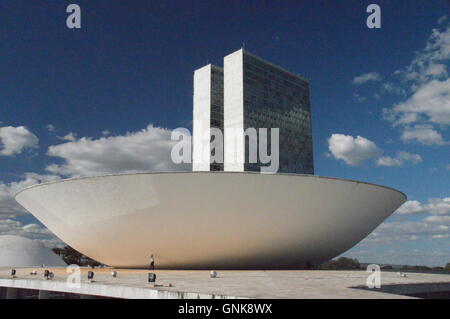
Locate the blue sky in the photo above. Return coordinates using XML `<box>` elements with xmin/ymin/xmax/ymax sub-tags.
<box><xmin>0</xmin><ymin>1</ymin><xmax>449</xmax><ymax>266</ymax></box>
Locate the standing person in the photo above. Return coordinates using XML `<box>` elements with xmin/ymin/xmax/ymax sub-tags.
<box><xmin>149</xmin><ymin>254</ymin><xmax>155</xmax><ymax>271</ymax></box>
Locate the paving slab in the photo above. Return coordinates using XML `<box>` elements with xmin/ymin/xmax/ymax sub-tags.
<box><xmin>1</xmin><ymin>268</ymin><xmax>449</xmax><ymax>299</ymax></box>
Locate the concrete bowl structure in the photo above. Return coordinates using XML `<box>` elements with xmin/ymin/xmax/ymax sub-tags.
<box><xmin>0</xmin><ymin>235</ymin><xmax>65</xmax><ymax>268</ymax></box>
<box><xmin>14</xmin><ymin>172</ymin><xmax>406</xmax><ymax>269</ymax></box>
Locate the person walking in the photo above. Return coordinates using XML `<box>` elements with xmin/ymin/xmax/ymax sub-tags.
<box><xmin>149</xmin><ymin>254</ymin><xmax>155</xmax><ymax>271</ymax></box>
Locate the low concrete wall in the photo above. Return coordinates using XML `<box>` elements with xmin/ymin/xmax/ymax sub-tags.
<box><xmin>0</xmin><ymin>278</ymin><xmax>246</xmax><ymax>299</ymax></box>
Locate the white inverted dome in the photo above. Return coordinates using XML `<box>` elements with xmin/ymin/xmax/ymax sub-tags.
<box><xmin>15</xmin><ymin>172</ymin><xmax>405</xmax><ymax>269</ymax></box>
<box><xmin>0</xmin><ymin>235</ymin><xmax>66</xmax><ymax>268</ymax></box>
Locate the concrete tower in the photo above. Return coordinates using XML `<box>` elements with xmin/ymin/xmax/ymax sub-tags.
<box><xmin>193</xmin><ymin>49</ymin><xmax>314</xmax><ymax>174</ymax></box>
<box><xmin>192</xmin><ymin>64</ymin><xmax>224</xmax><ymax>171</ymax></box>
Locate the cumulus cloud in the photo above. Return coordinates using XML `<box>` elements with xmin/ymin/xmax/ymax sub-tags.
<box><xmin>0</xmin><ymin>184</ymin><xmax>27</xmax><ymax>219</ymax></box>
<box><xmin>395</xmin><ymin>197</ymin><xmax>450</xmax><ymax>216</ymax></box>
<box><xmin>378</xmin><ymin>221</ymin><xmax>448</xmax><ymax>236</ymax></box>
<box><xmin>0</xmin><ymin>173</ymin><xmax>64</xmax><ymax>246</ymax></box>
<box><xmin>396</xmin><ymin>200</ymin><xmax>427</xmax><ymax>215</ymax></box>
<box><xmin>344</xmin><ymin>247</ymin><xmax>449</xmax><ymax>266</ymax></box>
<box><xmin>397</xmin><ymin>151</ymin><xmax>422</xmax><ymax>163</ymax></box>
<box><xmin>352</xmin><ymin>72</ymin><xmax>381</xmax><ymax>85</ymax></box>
<box><xmin>361</xmin><ymin>221</ymin><xmax>449</xmax><ymax>245</ymax></box>
<box><xmin>426</xmin><ymin>197</ymin><xmax>450</xmax><ymax>215</ymax></box>
<box><xmin>389</xmin><ymin>197</ymin><xmax>450</xmax><ymax>246</ymax></box>
<box><xmin>57</xmin><ymin>132</ymin><xmax>77</xmax><ymax>142</ymax></box>
<box><xmin>0</xmin><ymin>126</ymin><xmax>39</xmax><ymax>156</ymax></box>
<box><xmin>46</xmin><ymin>124</ymin><xmax>191</xmax><ymax>177</ymax></box>
<box><xmin>327</xmin><ymin>134</ymin><xmax>421</xmax><ymax>167</ymax></box>
<box><xmin>424</xmin><ymin>215</ymin><xmax>450</xmax><ymax>226</ymax></box>
<box><xmin>387</xmin><ymin>79</ymin><xmax>450</xmax><ymax>126</ymax></box>
<box><xmin>383</xmin><ymin>22</ymin><xmax>450</xmax><ymax>146</ymax></box>
<box><xmin>431</xmin><ymin>234</ymin><xmax>449</xmax><ymax>239</ymax></box>
<box><xmin>376</xmin><ymin>151</ymin><xmax>422</xmax><ymax>167</ymax></box>
<box><xmin>46</xmin><ymin>124</ymin><xmax>55</xmax><ymax>132</ymax></box>
<box><xmin>0</xmin><ymin>219</ymin><xmax>63</xmax><ymax>248</ymax></box>
<box><xmin>400</xmin><ymin>124</ymin><xmax>447</xmax><ymax>145</ymax></box>
<box><xmin>381</xmin><ymin>82</ymin><xmax>405</xmax><ymax>96</ymax></box>
<box><xmin>327</xmin><ymin>134</ymin><xmax>382</xmax><ymax>166</ymax></box>
<box><xmin>376</xmin><ymin>156</ymin><xmax>402</xmax><ymax>167</ymax></box>
<box><xmin>399</xmin><ymin>23</ymin><xmax>450</xmax><ymax>86</ymax></box>
<box><xmin>425</xmin><ymin>63</ymin><xmax>448</xmax><ymax>77</ymax></box>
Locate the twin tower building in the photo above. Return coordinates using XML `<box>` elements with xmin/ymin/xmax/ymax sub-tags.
<box><xmin>192</xmin><ymin>49</ymin><xmax>314</xmax><ymax>174</ymax></box>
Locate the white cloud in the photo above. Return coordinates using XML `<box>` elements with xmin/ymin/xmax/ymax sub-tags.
<box><xmin>353</xmin><ymin>93</ymin><xmax>367</xmax><ymax>102</ymax></box>
<box><xmin>0</xmin><ymin>173</ymin><xmax>64</xmax><ymax>246</ymax></box>
<box><xmin>327</xmin><ymin>134</ymin><xmax>420</xmax><ymax>168</ymax></box>
<box><xmin>381</xmin><ymin>82</ymin><xmax>405</xmax><ymax>95</ymax></box>
<box><xmin>327</xmin><ymin>134</ymin><xmax>422</xmax><ymax>166</ymax></box>
<box><xmin>0</xmin><ymin>126</ymin><xmax>39</xmax><ymax>156</ymax></box>
<box><xmin>0</xmin><ymin>219</ymin><xmax>63</xmax><ymax>248</ymax></box>
<box><xmin>361</xmin><ymin>221</ymin><xmax>449</xmax><ymax>245</ymax></box>
<box><xmin>397</xmin><ymin>151</ymin><xmax>423</xmax><ymax>163</ymax></box>
<box><xmin>395</xmin><ymin>197</ymin><xmax>450</xmax><ymax>216</ymax></box>
<box><xmin>344</xmin><ymin>247</ymin><xmax>450</xmax><ymax>266</ymax></box>
<box><xmin>398</xmin><ymin>23</ymin><xmax>450</xmax><ymax>86</ymax></box>
<box><xmin>426</xmin><ymin>197</ymin><xmax>450</xmax><ymax>215</ymax></box>
<box><xmin>46</xmin><ymin>124</ymin><xmax>191</xmax><ymax>177</ymax></box>
<box><xmin>327</xmin><ymin>134</ymin><xmax>382</xmax><ymax>166</ymax></box>
<box><xmin>424</xmin><ymin>215</ymin><xmax>450</xmax><ymax>226</ymax></box>
<box><xmin>425</xmin><ymin>63</ymin><xmax>447</xmax><ymax>77</ymax></box>
<box><xmin>376</xmin><ymin>151</ymin><xmax>422</xmax><ymax>167</ymax></box>
<box><xmin>46</xmin><ymin>124</ymin><xmax>55</xmax><ymax>132</ymax></box>
<box><xmin>400</xmin><ymin>124</ymin><xmax>446</xmax><ymax>145</ymax></box>
<box><xmin>383</xmin><ymin>23</ymin><xmax>450</xmax><ymax>146</ymax></box>
<box><xmin>58</xmin><ymin>132</ymin><xmax>77</xmax><ymax>142</ymax></box>
<box><xmin>352</xmin><ymin>72</ymin><xmax>381</xmax><ymax>85</ymax></box>
<box><xmin>431</xmin><ymin>234</ymin><xmax>449</xmax><ymax>239</ymax></box>
<box><xmin>396</xmin><ymin>200</ymin><xmax>427</xmax><ymax>215</ymax></box>
<box><xmin>376</xmin><ymin>156</ymin><xmax>402</xmax><ymax>167</ymax></box>
<box><xmin>0</xmin><ymin>184</ymin><xmax>27</xmax><ymax>219</ymax></box>
<box><xmin>389</xmin><ymin>79</ymin><xmax>450</xmax><ymax>126</ymax></box>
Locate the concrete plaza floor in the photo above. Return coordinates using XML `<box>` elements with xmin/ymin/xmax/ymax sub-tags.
<box><xmin>1</xmin><ymin>267</ymin><xmax>449</xmax><ymax>299</ymax></box>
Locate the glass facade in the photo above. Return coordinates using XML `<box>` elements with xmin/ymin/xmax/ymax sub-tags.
<box><xmin>194</xmin><ymin>49</ymin><xmax>314</xmax><ymax>174</ymax></box>
<box><xmin>242</xmin><ymin>51</ymin><xmax>314</xmax><ymax>174</ymax></box>
<box><xmin>210</xmin><ymin>66</ymin><xmax>224</xmax><ymax>171</ymax></box>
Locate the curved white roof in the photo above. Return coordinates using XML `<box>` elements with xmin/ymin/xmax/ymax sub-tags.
<box><xmin>15</xmin><ymin>172</ymin><xmax>406</xmax><ymax>269</ymax></box>
<box><xmin>0</xmin><ymin>235</ymin><xmax>66</xmax><ymax>268</ymax></box>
